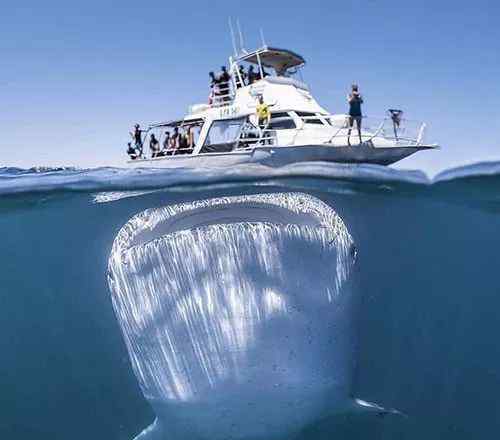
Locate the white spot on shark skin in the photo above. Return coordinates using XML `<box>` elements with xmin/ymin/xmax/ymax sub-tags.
<box><xmin>92</xmin><ymin>190</ymin><xmax>161</xmax><ymax>204</ymax></box>
<box><xmin>108</xmin><ymin>192</ymin><xmax>365</xmax><ymax>439</ymax></box>
<box><xmin>354</xmin><ymin>399</ymin><xmax>406</xmax><ymax>417</ymax></box>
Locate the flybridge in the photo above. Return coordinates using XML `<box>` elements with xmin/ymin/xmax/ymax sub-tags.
<box><xmin>234</xmin><ymin>46</ymin><xmax>306</xmax><ymax>75</ymax></box>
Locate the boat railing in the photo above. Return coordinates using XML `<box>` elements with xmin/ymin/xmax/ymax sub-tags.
<box><xmin>323</xmin><ymin>115</ymin><xmax>427</xmax><ymax>145</ymax></box>
<box><xmin>232</xmin><ymin>114</ymin><xmax>427</xmax><ymax>149</ymax></box>
<box><xmin>235</xmin><ymin>126</ymin><xmax>278</xmax><ymax>149</ymax></box>
<box><xmin>209</xmin><ymin>80</ymin><xmax>234</xmax><ymax>108</ymax></box>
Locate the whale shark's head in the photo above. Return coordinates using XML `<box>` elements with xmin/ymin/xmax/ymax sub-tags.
<box><xmin>108</xmin><ymin>193</ymin><xmax>356</xmax><ymax>439</ymax></box>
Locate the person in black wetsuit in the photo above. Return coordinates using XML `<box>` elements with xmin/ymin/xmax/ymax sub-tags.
<box><xmin>219</xmin><ymin>66</ymin><xmax>231</xmax><ymax>102</ymax></box>
<box><xmin>247</xmin><ymin>65</ymin><xmax>258</xmax><ymax>84</ymax></box>
<box><xmin>209</xmin><ymin>71</ymin><xmax>220</xmax><ymax>104</ymax></box>
<box><xmin>237</xmin><ymin>65</ymin><xmax>247</xmax><ymax>88</ymax></box>
<box><xmin>347</xmin><ymin>84</ymin><xmax>364</xmax><ymax>145</ymax></box>
<box><xmin>220</xmin><ymin>66</ymin><xmax>231</xmax><ymax>83</ymax></box>
<box><xmin>130</xmin><ymin>124</ymin><xmax>144</xmax><ymax>154</ymax></box>
<box><xmin>127</xmin><ymin>142</ymin><xmax>139</xmax><ymax>160</ymax></box>
<box><xmin>209</xmin><ymin>71</ymin><xmax>218</xmax><ymax>88</ymax></box>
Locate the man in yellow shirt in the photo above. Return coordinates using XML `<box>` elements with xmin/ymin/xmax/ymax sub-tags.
<box><xmin>256</xmin><ymin>95</ymin><xmax>271</xmax><ymax>128</ymax></box>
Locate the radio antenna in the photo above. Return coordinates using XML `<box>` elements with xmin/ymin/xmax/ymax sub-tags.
<box><xmin>236</xmin><ymin>19</ymin><xmax>246</xmax><ymax>53</ymax></box>
<box><xmin>228</xmin><ymin>17</ymin><xmax>238</xmax><ymax>56</ymax></box>
<box><xmin>260</xmin><ymin>28</ymin><xmax>267</xmax><ymax>47</ymax></box>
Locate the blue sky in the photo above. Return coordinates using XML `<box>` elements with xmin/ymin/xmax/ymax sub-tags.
<box><xmin>1</xmin><ymin>0</ymin><xmax>499</xmax><ymax>175</ymax></box>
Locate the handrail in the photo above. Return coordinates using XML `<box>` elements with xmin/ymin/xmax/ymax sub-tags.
<box><xmin>322</xmin><ymin>115</ymin><xmax>425</xmax><ymax>145</ymax></box>
<box><xmin>209</xmin><ymin>80</ymin><xmax>234</xmax><ymax>107</ymax></box>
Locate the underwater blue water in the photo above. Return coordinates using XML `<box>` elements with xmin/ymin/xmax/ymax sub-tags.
<box><xmin>1</xmin><ymin>161</ymin><xmax>500</xmax><ymax>439</ymax></box>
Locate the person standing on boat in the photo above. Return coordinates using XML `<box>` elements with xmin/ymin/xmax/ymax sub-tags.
<box><xmin>256</xmin><ymin>95</ymin><xmax>273</xmax><ymax>144</ymax></box>
<box><xmin>347</xmin><ymin>84</ymin><xmax>363</xmax><ymax>145</ymax></box>
<box><xmin>236</xmin><ymin>65</ymin><xmax>247</xmax><ymax>88</ymax></box>
<box><xmin>256</xmin><ymin>95</ymin><xmax>271</xmax><ymax>128</ymax></box>
<box><xmin>186</xmin><ymin>126</ymin><xmax>194</xmax><ymax>150</ymax></box>
<box><xmin>149</xmin><ymin>133</ymin><xmax>160</xmax><ymax>158</ymax></box>
<box><xmin>247</xmin><ymin>65</ymin><xmax>258</xmax><ymax>85</ymax></box>
<box><xmin>170</xmin><ymin>127</ymin><xmax>180</xmax><ymax>153</ymax></box>
<box><xmin>219</xmin><ymin>66</ymin><xmax>231</xmax><ymax>102</ymax></box>
<box><xmin>162</xmin><ymin>131</ymin><xmax>171</xmax><ymax>155</ymax></box>
<box><xmin>178</xmin><ymin>128</ymin><xmax>188</xmax><ymax>152</ymax></box>
<box><xmin>209</xmin><ymin>71</ymin><xmax>220</xmax><ymax>104</ymax></box>
<box><xmin>130</xmin><ymin>124</ymin><xmax>144</xmax><ymax>155</ymax></box>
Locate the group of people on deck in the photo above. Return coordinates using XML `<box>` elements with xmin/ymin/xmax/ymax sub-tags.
<box><xmin>208</xmin><ymin>64</ymin><xmax>269</xmax><ymax>104</ymax></box>
<box><xmin>127</xmin><ymin>124</ymin><xmax>196</xmax><ymax>160</ymax></box>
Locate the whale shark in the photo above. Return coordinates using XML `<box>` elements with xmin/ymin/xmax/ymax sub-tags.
<box><xmin>107</xmin><ymin>192</ymin><xmax>398</xmax><ymax>440</ymax></box>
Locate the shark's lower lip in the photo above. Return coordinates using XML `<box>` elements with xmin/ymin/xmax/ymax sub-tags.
<box><xmin>108</xmin><ymin>193</ymin><xmax>355</xmax><ymax>439</ymax></box>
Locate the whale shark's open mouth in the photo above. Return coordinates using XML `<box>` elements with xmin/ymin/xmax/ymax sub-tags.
<box><xmin>108</xmin><ymin>192</ymin><xmax>355</xmax><ymax>438</ymax></box>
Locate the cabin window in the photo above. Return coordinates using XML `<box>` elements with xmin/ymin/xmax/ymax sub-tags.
<box><xmin>201</xmin><ymin>118</ymin><xmax>245</xmax><ymax>153</ymax></box>
<box><xmin>268</xmin><ymin>112</ymin><xmax>296</xmax><ymax>130</ymax></box>
<box><xmin>296</xmin><ymin>111</ymin><xmax>325</xmax><ymax>125</ymax></box>
<box><xmin>270</xmin><ymin>112</ymin><xmax>290</xmax><ymax>119</ymax></box>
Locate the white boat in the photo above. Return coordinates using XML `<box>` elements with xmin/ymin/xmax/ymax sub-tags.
<box><xmin>127</xmin><ymin>44</ymin><xmax>438</xmax><ymax>168</ymax></box>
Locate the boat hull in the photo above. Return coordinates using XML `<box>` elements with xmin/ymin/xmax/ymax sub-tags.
<box><xmin>127</xmin><ymin>144</ymin><xmax>436</xmax><ymax>169</ymax></box>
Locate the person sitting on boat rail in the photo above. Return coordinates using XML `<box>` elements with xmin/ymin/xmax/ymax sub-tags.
<box><xmin>149</xmin><ymin>133</ymin><xmax>160</xmax><ymax>158</ymax></box>
<box><xmin>347</xmin><ymin>84</ymin><xmax>364</xmax><ymax>145</ymax></box>
<box><xmin>127</xmin><ymin>142</ymin><xmax>140</xmax><ymax>160</ymax></box>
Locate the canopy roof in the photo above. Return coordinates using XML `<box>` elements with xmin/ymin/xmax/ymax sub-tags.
<box><xmin>149</xmin><ymin>117</ymin><xmax>204</xmax><ymax>129</ymax></box>
<box><xmin>236</xmin><ymin>47</ymin><xmax>305</xmax><ymax>73</ymax></box>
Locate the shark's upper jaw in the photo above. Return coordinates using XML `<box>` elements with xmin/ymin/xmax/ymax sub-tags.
<box><xmin>108</xmin><ymin>193</ymin><xmax>355</xmax><ymax>438</ymax></box>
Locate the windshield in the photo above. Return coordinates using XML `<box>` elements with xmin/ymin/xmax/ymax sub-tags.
<box><xmin>201</xmin><ymin>118</ymin><xmax>245</xmax><ymax>153</ymax></box>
